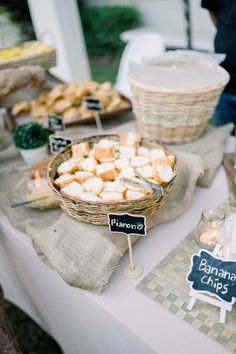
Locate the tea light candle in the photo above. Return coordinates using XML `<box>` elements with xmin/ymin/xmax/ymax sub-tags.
<box><xmin>199</xmin><ymin>230</ymin><xmax>217</xmax><ymax>246</ymax></box>
<box><xmin>27</xmin><ymin>169</ymin><xmax>47</xmax><ymax>192</ymax></box>
<box><xmin>195</xmin><ymin>209</ymin><xmax>225</xmax><ymax>250</ymax></box>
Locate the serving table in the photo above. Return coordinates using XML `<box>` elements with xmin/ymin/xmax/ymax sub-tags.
<box><xmin>0</xmin><ymin>134</ymin><xmax>233</xmax><ymax>354</ymax></box>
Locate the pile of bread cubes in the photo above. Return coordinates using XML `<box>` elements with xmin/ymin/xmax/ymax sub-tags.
<box><xmin>54</xmin><ymin>132</ymin><xmax>175</xmax><ymax>203</ymax></box>
<box><xmin>12</xmin><ymin>81</ymin><xmax>130</xmax><ymax>122</ymax></box>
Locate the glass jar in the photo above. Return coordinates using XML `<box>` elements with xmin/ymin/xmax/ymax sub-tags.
<box><xmin>194</xmin><ymin>209</ymin><xmax>225</xmax><ymax>250</ymax></box>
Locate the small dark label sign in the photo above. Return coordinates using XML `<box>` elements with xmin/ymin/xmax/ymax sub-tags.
<box><xmin>49</xmin><ymin>135</ymin><xmax>72</xmax><ymax>154</ymax></box>
<box><xmin>108</xmin><ymin>213</ymin><xmax>147</xmax><ymax>236</ymax></box>
<box><xmin>83</xmin><ymin>97</ymin><xmax>103</xmax><ymax>111</ymax></box>
<box><xmin>48</xmin><ymin>115</ymin><xmax>64</xmax><ymax>131</ymax></box>
<box><xmin>187</xmin><ymin>250</ymin><xmax>236</xmax><ymax>304</ymax></box>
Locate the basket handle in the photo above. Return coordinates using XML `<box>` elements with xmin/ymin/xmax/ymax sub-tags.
<box><xmin>39</xmin><ymin>30</ymin><xmax>56</xmax><ymax>48</ymax></box>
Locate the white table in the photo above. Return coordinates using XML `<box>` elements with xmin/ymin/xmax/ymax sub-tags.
<box><xmin>0</xmin><ymin>138</ymin><xmax>234</xmax><ymax>354</ymax></box>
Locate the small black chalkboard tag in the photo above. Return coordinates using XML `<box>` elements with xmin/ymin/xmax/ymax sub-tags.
<box><xmin>108</xmin><ymin>213</ymin><xmax>147</xmax><ymax>236</ymax></box>
<box><xmin>48</xmin><ymin>115</ymin><xmax>64</xmax><ymax>132</ymax></box>
<box><xmin>83</xmin><ymin>97</ymin><xmax>103</xmax><ymax>111</ymax></box>
<box><xmin>187</xmin><ymin>250</ymin><xmax>236</xmax><ymax>304</ymax></box>
<box><xmin>49</xmin><ymin>135</ymin><xmax>72</xmax><ymax>154</ymax></box>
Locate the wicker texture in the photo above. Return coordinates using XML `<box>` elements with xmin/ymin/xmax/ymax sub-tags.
<box><xmin>129</xmin><ymin>66</ymin><xmax>229</xmax><ymax>143</ymax></box>
<box><xmin>48</xmin><ymin>134</ymin><xmax>177</xmax><ymax>225</ymax></box>
<box><xmin>0</xmin><ymin>42</ymin><xmax>56</xmax><ymax>71</ymax></box>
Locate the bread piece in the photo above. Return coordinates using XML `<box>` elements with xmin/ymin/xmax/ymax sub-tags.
<box><xmin>61</xmin><ymin>181</ymin><xmax>84</xmax><ymax>198</ymax></box>
<box><xmin>96</xmin><ymin>162</ymin><xmax>118</xmax><ymax>181</ymax></box>
<box><xmin>137</xmin><ymin>146</ymin><xmax>150</xmax><ymax>157</ymax></box>
<box><xmin>99</xmin><ymin>81</ymin><xmax>113</xmax><ymax>92</ymax></box>
<box><xmin>114</xmin><ymin>158</ymin><xmax>129</xmax><ymax>171</ymax></box>
<box><xmin>136</xmin><ymin>165</ymin><xmax>154</xmax><ymax>179</ymax></box>
<box><xmin>130</xmin><ymin>156</ymin><xmax>149</xmax><ymax>168</ymax></box>
<box><xmin>112</xmin><ymin>140</ymin><xmax>120</xmax><ymax>151</ymax></box>
<box><xmin>72</xmin><ymin>142</ymin><xmax>90</xmax><ymax>158</ymax></box>
<box><xmin>106</xmin><ymin>96</ymin><xmax>122</xmax><ymax>112</ymax></box>
<box><xmin>80</xmin><ymin>157</ymin><xmax>97</xmax><ymax>173</ymax></box>
<box><xmin>79</xmin><ymin>192</ymin><xmax>102</xmax><ymax>203</ymax></box>
<box><xmin>38</xmin><ymin>91</ymin><xmax>49</xmax><ymax>103</ymax></box>
<box><xmin>53</xmin><ymin>99</ymin><xmax>71</xmax><ymax>114</ymax></box>
<box><xmin>75</xmin><ymin>171</ymin><xmax>94</xmax><ymax>184</ymax></box>
<box><xmin>63</xmin><ymin>107</ymin><xmax>79</xmax><ymax>120</ymax></box>
<box><xmin>126</xmin><ymin>190</ymin><xmax>146</xmax><ymax>200</ymax></box>
<box><xmin>57</xmin><ymin>160</ymin><xmax>80</xmax><ymax>175</ymax></box>
<box><xmin>93</xmin><ymin>91</ymin><xmax>110</xmax><ymax>107</ymax></box>
<box><xmin>94</xmin><ymin>139</ymin><xmax>115</xmax><ymax>163</ymax></box>
<box><xmin>154</xmin><ymin>155</ymin><xmax>175</xmax><ymax>168</ymax></box>
<box><xmin>84</xmin><ymin>81</ymin><xmax>99</xmax><ymax>92</ymax></box>
<box><xmin>78</xmin><ymin>106</ymin><xmax>92</xmax><ymax>119</ymax></box>
<box><xmin>12</xmin><ymin>101</ymin><xmax>30</xmax><ymax>116</ymax></box>
<box><xmin>63</xmin><ymin>82</ymin><xmax>79</xmax><ymax>100</ymax></box>
<box><xmin>119</xmin><ymin>146</ymin><xmax>136</xmax><ymax>159</ymax></box>
<box><xmin>154</xmin><ymin>165</ymin><xmax>174</xmax><ymax>185</ymax></box>
<box><xmin>82</xmin><ymin>177</ymin><xmax>103</xmax><ymax>195</ymax></box>
<box><xmin>100</xmin><ymin>192</ymin><xmax>124</xmax><ymax>202</ymax></box>
<box><xmin>119</xmin><ymin>132</ymin><xmax>141</xmax><ymax>147</ymax></box>
<box><xmin>119</xmin><ymin>166</ymin><xmax>135</xmax><ymax>179</ymax></box>
<box><xmin>48</xmin><ymin>85</ymin><xmax>65</xmax><ymax>102</ymax></box>
<box><xmin>31</xmin><ymin>104</ymin><xmax>48</xmax><ymax>119</ymax></box>
<box><xmin>54</xmin><ymin>173</ymin><xmax>75</xmax><ymax>188</ymax></box>
<box><xmin>150</xmin><ymin>148</ymin><xmax>166</xmax><ymax>164</ymax></box>
<box><xmin>103</xmin><ymin>180</ymin><xmax>127</xmax><ymax>194</ymax></box>
<box><xmin>75</xmin><ymin>87</ymin><xmax>90</xmax><ymax>100</ymax></box>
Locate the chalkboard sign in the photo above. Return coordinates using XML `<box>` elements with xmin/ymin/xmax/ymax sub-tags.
<box><xmin>108</xmin><ymin>213</ymin><xmax>147</xmax><ymax>236</ymax></box>
<box><xmin>187</xmin><ymin>250</ymin><xmax>236</xmax><ymax>304</ymax></box>
<box><xmin>48</xmin><ymin>115</ymin><xmax>64</xmax><ymax>131</ymax></box>
<box><xmin>49</xmin><ymin>135</ymin><xmax>72</xmax><ymax>154</ymax></box>
<box><xmin>83</xmin><ymin>97</ymin><xmax>103</xmax><ymax>111</ymax></box>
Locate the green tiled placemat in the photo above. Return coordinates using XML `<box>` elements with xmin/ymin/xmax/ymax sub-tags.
<box><xmin>136</xmin><ymin>201</ymin><xmax>236</xmax><ymax>353</ymax></box>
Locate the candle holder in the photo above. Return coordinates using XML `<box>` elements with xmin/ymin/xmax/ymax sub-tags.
<box><xmin>194</xmin><ymin>209</ymin><xmax>225</xmax><ymax>250</ymax></box>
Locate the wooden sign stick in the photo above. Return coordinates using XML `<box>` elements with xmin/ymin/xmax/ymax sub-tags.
<box><xmin>124</xmin><ymin>234</ymin><xmax>143</xmax><ymax>279</ymax></box>
<box><xmin>127</xmin><ymin>234</ymin><xmax>135</xmax><ymax>271</ymax></box>
<box><xmin>94</xmin><ymin>112</ymin><xmax>103</xmax><ymax>133</ymax></box>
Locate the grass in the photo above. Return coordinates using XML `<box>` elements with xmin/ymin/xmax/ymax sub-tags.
<box><xmin>5</xmin><ymin>301</ymin><xmax>62</xmax><ymax>354</ymax></box>
<box><xmin>3</xmin><ymin>55</ymin><xmax>119</xmax><ymax>354</ymax></box>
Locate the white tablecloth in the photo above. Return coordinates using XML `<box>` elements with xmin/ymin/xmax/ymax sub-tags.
<box><xmin>0</xmin><ymin>137</ymin><xmax>234</xmax><ymax>354</ymax></box>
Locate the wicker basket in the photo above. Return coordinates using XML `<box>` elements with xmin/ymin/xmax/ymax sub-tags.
<box><xmin>0</xmin><ymin>41</ymin><xmax>56</xmax><ymax>71</ymax></box>
<box><xmin>129</xmin><ymin>66</ymin><xmax>229</xmax><ymax>143</ymax></box>
<box><xmin>47</xmin><ymin>134</ymin><xmax>177</xmax><ymax>225</ymax></box>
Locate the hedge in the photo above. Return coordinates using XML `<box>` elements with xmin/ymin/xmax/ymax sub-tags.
<box><xmin>80</xmin><ymin>5</ymin><xmax>140</xmax><ymax>56</ymax></box>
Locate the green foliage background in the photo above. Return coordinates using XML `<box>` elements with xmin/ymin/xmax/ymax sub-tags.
<box><xmin>0</xmin><ymin>1</ymin><xmax>140</xmax><ymax>57</ymax></box>
<box><xmin>80</xmin><ymin>5</ymin><xmax>140</xmax><ymax>56</ymax></box>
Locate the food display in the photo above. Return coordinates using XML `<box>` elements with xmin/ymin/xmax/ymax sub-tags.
<box><xmin>0</xmin><ymin>42</ymin><xmax>54</xmax><ymax>65</ymax></box>
<box><xmin>12</xmin><ymin>81</ymin><xmax>131</xmax><ymax>124</ymax></box>
<box><xmin>52</xmin><ymin>132</ymin><xmax>176</xmax><ymax>204</ymax></box>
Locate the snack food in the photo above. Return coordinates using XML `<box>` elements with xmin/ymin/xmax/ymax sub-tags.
<box><xmin>72</xmin><ymin>142</ymin><xmax>90</xmax><ymax>158</ymax></box>
<box><xmin>61</xmin><ymin>181</ymin><xmax>84</xmax><ymax>198</ymax></box>
<box><xmin>12</xmin><ymin>80</ymin><xmax>130</xmax><ymax>123</ymax></box>
<box><xmin>52</xmin><ymin>133</ymin><xmax>176</xmax><ymax>204</ymax></box>
<box><xmin>54</xmin><ymin>173</ymin><xmax>76</xmax><ymax>188</ymax></box>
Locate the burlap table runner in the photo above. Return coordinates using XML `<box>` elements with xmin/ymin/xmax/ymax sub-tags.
<box><xmin>0</xmin><ymin>122</ymin><xmax>233</xmax><ymax>292</ymax></box>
